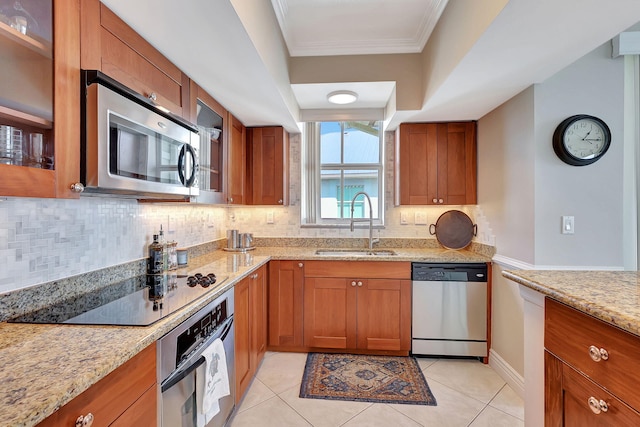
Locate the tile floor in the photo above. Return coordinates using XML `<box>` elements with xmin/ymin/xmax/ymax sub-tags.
<box><xmin>229</xmin><ymin>352</ymin><xmax>524</xmax><ymax>427</ymax></box>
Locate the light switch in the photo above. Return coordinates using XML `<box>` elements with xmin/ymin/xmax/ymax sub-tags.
<box><xmin>562</xmin><ymin>216</ymin><xmax>574</xmax><ymax>234</ymax></box>
<box><xmin>400</xmin><ymin>211</ymin><xmax>409</xmax><ymax>225</ymax></box>
<box><xmin>266</xmin><ymin>211</ymin><xmax>274</xmax><ymax>224</ymax></box>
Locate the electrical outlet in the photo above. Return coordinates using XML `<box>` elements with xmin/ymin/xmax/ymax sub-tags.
<box><xmin>415</xmin><ymin>212</ymin><xmax>427</xmax><ymax>225</ymax></box>
<box><xmin>562</xmin><ymin>216</ymin><xmax>574</xmax><ymax>234</ymax></box>
<box><xmin>266</xmin><ymin>211</ymin><xmax>274</xmax><ymax>224</ymax></box>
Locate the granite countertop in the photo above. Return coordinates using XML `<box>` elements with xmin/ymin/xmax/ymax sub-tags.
<box><xmin>1</xmin><ymin>245</ymin><xmax>491</xmax><ymax>427</ymax></box>
<box><xmin>503</xmin><ymin>270</ymin><xmax>640</xmax><ymax>337</ymax></box>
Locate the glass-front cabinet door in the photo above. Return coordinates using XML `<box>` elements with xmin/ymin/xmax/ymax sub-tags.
<box><xmin>0</xmin><ymin>0</ymin><xmax>80</xmax><ymax>198</ymax></box>
<box><xmin>189</xmin><ymin>81</ymin><xmax>227</xmax><ymax>204</ymax></box>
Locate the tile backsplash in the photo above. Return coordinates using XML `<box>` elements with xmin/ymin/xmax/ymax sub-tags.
<box><xmin>0</xmin><ymin>131</ymin><xmax>495</xmax><ymax>294</ymax></box>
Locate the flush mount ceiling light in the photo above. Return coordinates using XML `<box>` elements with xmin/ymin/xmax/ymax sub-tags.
<box><xmin>327</xmin><ymin>90</ymin><xmax>358</xmax><ymax>105</ymax></box>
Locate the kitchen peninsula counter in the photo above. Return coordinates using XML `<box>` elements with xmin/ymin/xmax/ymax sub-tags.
<box><xmin>503</xmin><ymin>269</ymin><xmax>640</xmax><ymax>337</ymax></box>
<box><xmin>1</xmin><ymin>245</ymin><xmax>490</xmax><ymax>426</ymax></box>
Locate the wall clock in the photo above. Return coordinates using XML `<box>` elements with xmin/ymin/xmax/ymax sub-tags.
<box><xmin>552</xmin><ymin>115</ymin><xmax>611</xmax><ymax>166</ymax></box>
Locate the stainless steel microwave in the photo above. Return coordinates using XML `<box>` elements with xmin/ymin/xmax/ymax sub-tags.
<box><xmin>81</xmin><ymin>70</ymin><xmax>199</xmax><ymax>198</ymax></box>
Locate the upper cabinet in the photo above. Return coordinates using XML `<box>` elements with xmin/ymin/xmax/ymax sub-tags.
<box><xmin>80</xmin><ymin>0</ymin><xmax>190</xmax><ymax>119</ymax></box>
<box><xmin>247</xmin><ymin>126</ymin><xmax>289</xmax><ymax>206</ymax></box>
<box><xmin>227</xmin><ymin>114</ymin><xmax>246</xmax><ymax>205</ymax></box>
<box><xmin>0</xmin><ymin>0</ymin><xmax>81</xmax><ymax>198</ymax></box>
<box><xmin>189</xmin><ymin>81</ymin><xmax>227</xmax><ymax>204</ymax></box>
<box><xmin>395</xmin><ymin>122</ymin><xmax>477</xmax><ymax>206</ymax></box>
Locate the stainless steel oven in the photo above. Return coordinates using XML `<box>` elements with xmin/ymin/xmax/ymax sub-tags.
<box><xmin>158</xmin><ymin>288</ymin><xmax>235</xmax><ymax>427</ymax></box>
<box><xmin>81</xmin><ymin>70</ymin><xmax>199</xmax><ymax>198</ymax></box>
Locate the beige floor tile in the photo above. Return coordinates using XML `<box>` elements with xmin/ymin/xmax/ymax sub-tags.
<box><xmin>279</xmin><ymin>382</ymin><xmax>372</xmax><ymax>427</ymax></box>
<box><xmin>392</xmin><ymin>378</ymin><xmax>486</xmax><ymax>427</ymax></box>
<box><xmin>488</xmin><ymin>384</ymin><xmax>524</xmax><ymax>421</ymax></box>
<box><xmin>256</xmin><ymin>352</ymin><xmax>309</xmax><ymax>394</ymax></box>
<box><xmin>468</xmin><ymin>405</ymin><xmax>524</xmax><ymax>427</ymax></box>
<box><xmin>229</xmin><ymin>396</ymin><xmax>312</xmax><ymax>427</ymax></box>
<box><xmin>415</xmin><ymin>356</ymin><xmax>439</xmax><ymax>371</ymax></box>
<box><xmin>342</xmin><ymin>403</ymin><xmax>422</xmax><ymax>427</ymax></box>
<box><xmin>236</xmin><ymin>377</ymin><xmax>276</xmax><ymax>413</ymax></box>
<box><xmin>423</xmin><ymin>359</ymin><xmax>505</xmax><ymax>404</ymax></box>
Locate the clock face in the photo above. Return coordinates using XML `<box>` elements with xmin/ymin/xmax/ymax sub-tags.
<box><xmin>552</xmin><ymin>115</ymin><xmax>611</xmax><ymax>166</ymax></box>
<box><xmin>563</xmin><ymin>117</ymin><xmax>607</xmax><ymax>159</ymax></box>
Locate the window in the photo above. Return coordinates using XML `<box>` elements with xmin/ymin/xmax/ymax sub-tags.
<box><xmin>302</xmin><ymin>121</ymin><xmax>383</xmax><ymax>226</ymax></box>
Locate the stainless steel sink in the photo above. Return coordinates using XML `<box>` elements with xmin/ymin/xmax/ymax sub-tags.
<box><xmin>314</xmin><ymin>249</ymin><xmax>397</xmax><ymax>256</ymax></box>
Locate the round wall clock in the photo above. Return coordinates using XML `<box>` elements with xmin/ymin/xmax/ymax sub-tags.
<box><xmin>552</xmin><ymin>115</ymin><xmax>611</xmax><ymax>166</ymax></box>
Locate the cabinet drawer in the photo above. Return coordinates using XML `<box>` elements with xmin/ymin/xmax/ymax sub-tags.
<box><xmin>37</xmin><ymin>343</ymin><xmax>156</xmax><ymax>427</ymax></box>
<box><xmin>545</xmin><ymin>298</ymin><xmax>640</xmax><ymax>410</ymax></box>
<box><xmin>304</xmin><ymin>261</ymin><xmax>411</xmax><ymax>279</ymax></box>
<box><xmin>562</xmin><ymin>361</ymin><xmax>640</xmax><ymax>426</ymax></box>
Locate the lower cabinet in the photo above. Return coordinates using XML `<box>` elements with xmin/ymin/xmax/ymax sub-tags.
<box><xmin>37</xmin><ymin>343</ymin><xmax>157</xmax><ymax>426</ymax></box>
<box><xmin>267</xmin><ymin>260</ymin><xmax>305</xmax><ymax>349</ymax></box>
<box><xmin>234</xmin><ymin>265</ymin><xmax>267</xmax><ymax>403</ymax></box>
<box><xmin>302</xmin><ymin>261</ymin><xmax>411</xmax><ymax>354</ymax></box>
<box><xmin>544</xmin><ymin>298</ymin><xmax>640</xmax><ymax>425</ymax></box>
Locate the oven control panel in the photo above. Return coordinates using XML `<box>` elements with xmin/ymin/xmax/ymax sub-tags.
<box><xmin>175</xmin><ymin>299</ymin><xmax>228</xmax><ymax>364</ymax></box>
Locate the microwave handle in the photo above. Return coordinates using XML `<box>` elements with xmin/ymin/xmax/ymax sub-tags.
<box><xmin>178</xmin><ymin>144</ymin><xmax>197</xmax><ymax>187</ymax></box>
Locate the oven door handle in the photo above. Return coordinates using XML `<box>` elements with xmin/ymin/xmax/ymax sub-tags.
<box><xmin>161</xmin><ymin>316</ymin><xmax>233</xmax><ymax>393</ymax></box>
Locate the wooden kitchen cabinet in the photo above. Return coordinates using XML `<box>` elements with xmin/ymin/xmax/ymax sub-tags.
<box><xmin>189</xmin><ymin>81</ymin><xmax>228</xmax><ymax>204</ymax></box>
<box><xmin>395</xmin><ymin>122</ymin><xmax>477</xmax><ymax>205</ymax></box>
<box><xmin>80</xmin><ymin>0</ymin><xmax>190</xmax><ymax>118</ymax></box>
<box><xmin>268</xmin><ymin>260</ymin><xmax>305</xmax><ymax>349</ymax></box>
<box><xmin>227</xmin><ymin>113</ymin><xmax>246</xmax><ymax>205</ymax></box>
<box><xmin>247</xmin><ymin>126</ymin><xmax>289</xmax><ymax>205</ymax></box>
<box><xmin>234</xmin><ymin>265</ymin><xmax>267</xmax><ymax>403</ymax></box>
<box><xmin>37</xmin><ymin>343</ymin><xmax>157</xmax><ymax>427</ymax></box>
<box><xmin>0</xmin><ymin>0</ymin><xmax>81</xmax><ymax>199</ymax></box>
<box><xmin>544</xmin><ymin>298</ymin><xmax>640</xmax><ymax>425</ymax></box>
<box><xmin>303</xmin><ymin>261</ymin><xmax>411</xmax><ymax>354</ymax></box>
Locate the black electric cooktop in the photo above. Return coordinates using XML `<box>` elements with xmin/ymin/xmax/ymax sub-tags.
<box><xmin>8</xmin><ymin>273</ymin><xmax>228</xmax><ymax>326</ymax></box>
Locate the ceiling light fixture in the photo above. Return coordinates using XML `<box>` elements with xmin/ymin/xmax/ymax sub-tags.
<box><xmin>327</xmin><ymin>90</ymin><xmax>358</xmax><ymax>105</ymax></box>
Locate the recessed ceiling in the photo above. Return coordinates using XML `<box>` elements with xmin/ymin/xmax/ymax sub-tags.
<box><xmin>291</xmin><ymin>81</ymin><xmax>395</xmax><ymax>109</ymax></box>
<box><xmin>271</xmin><ymin>0</ymin><xmax>448</xmax><ymax>57</ymax></box>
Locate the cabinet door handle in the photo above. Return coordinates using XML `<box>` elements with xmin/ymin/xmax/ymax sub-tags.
<box><xmin>148</xmin><ymin>92</ymin><xmax>157</xmax><ymax>102</ymax></box>
<box><xmin>432</xmin><ymin>198</ymin><xmax>438</xmax><ymax>203</ymax></box>
<box><xmin>70</xmin><ymin>183</ymin><xmax>85</xmax><ymax>193</ymax></box>
<box><xmin>438</xmin><ymin>199</ymin><xmax>444</xmax><ymax>204</ymax></box>
<box><xmin>351</xmin><ymin>281</ymin><xmax>357</xmax><ymax>287</ymax></box>
<box><xmin>75</xmin><ymin>413</ymin><xmax>94</xmax><ymax>427</ymax></box>
<box><xmin>588</xmin><ymin>397</ymin><xmax>609</xmax><ymax>414</ymax></box>
<box><xmin>228</xmin><ymin>197</ymin><xmax>234</xmax><ymax>203</ymax></box>
<box><xmin>278</xmin><ymin>199</ymin><xmax>283</xmax><ymax>204</ymax></box>
<box><xmin>588</xmin><ymin>345</ymin><xmax>609</xmax><ymax>362</ymax></box>
<box><xmin>357</xmin><ymin>281</ymin><xmax>363</xmax><ymax>287</ymax></box>
<box><xmin>298</xmin><ymin>263</ymin><xmax>303</xmax><ymax>268</ymax></box>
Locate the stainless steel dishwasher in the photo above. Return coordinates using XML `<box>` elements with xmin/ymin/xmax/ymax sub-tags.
<box><xmin>411</xmin><ymin>263</ymin><xmax>488</xmax><ymax>358</ymax></box>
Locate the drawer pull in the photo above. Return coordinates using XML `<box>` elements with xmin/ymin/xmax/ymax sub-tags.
<box><xmin>589</xmin><ymin>345</ymin><xmax>609</xmax><ymax>362</ymax></box>
<box><xmin>588</xmin><ymin>397</ymin><xmax>609</xmax><ymax>414</ymax></box>
<box><xmin>75</xmin><ymin>413</ymin><xmax>94</xmax><ymax>427</ymax></box>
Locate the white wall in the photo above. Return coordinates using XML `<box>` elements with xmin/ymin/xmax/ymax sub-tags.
<box><xmin>533</xmin><ymin>43</ymin><xmax>625</xmax><ymax>268</ymax></box>
<box><xmin>477</xmin><ymin>41</ymin><xmax>628</xmax><ymax>381</ymax></box>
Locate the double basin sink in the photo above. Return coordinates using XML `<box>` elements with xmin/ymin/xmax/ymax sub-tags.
<box><xmin>315</xmin><ymin>249</ymin><xmax>397</xmax><ymax>256</ymax></box>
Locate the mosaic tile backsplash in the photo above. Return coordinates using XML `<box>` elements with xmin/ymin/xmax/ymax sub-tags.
<box><xmin>0</xmin><ymin>132</ymin><xmax>495</xmax><ymax>294</ymax></box>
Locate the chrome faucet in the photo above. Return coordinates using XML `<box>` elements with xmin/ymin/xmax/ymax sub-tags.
<box><xmin>349</xmin><ymin>191</ymin><xmax>379</xmax><ymax>250</ymax></box>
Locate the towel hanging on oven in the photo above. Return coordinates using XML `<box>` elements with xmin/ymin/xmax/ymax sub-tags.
<box><xmin>196</xmin><ymin>338</ymin><xmax>230</xmax><ymax>427</ymax></box>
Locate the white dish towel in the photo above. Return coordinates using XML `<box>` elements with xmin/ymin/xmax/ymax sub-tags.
<box><xmin>196</xmin><ymin>338</ymin><xmax>230</xmax><ymax>427</ymax></box>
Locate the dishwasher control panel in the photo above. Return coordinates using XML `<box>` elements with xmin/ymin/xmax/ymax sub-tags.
<box><xmin>411</xmin><ymin>263</ymin><xmax>487</xmax><ymax>282</ymax></box>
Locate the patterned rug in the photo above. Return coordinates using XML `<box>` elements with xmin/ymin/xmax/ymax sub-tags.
<box><xmin>299</xmin><ymin>353</ymin><xmax>437</xmax><ymax>406</ymax></box>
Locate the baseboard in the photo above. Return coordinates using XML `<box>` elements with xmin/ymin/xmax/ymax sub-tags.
<box><xmin>489</xmin><ymin>348</ymin><xmax>524</xmax><ymax>399</ymax></box>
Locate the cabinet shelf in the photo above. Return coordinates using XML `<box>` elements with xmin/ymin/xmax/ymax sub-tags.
<box><xmin>0</xmin><ymin>103</ymin><xmax>52</xmax><ymax>128</ymax></box>
<box><xmin>0</xmin><ymin>20</ymin><xmax>52</xmax><ymax>59</ymax></box>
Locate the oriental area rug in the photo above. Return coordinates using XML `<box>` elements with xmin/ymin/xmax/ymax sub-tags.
<box><xmin>299</xmin><ymin>353</ymin><xmax>437</xmax><ymax>406</ymax></box>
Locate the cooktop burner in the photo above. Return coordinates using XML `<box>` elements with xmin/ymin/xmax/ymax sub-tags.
<box><xmin>8</xmin><ymin>273</ymin><xmax>228</xmax><ymax>326</ymax></box>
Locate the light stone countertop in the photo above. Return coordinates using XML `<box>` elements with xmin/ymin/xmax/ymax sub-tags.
<box><xmin>1</xmin><ymin>246</ymin><xmax>490</xmax><ymax>427</ymax></box>
<box><xmin>502</xmin><ymin>270</ymin><xmax>640</xmax><ymax>337</ymax></box>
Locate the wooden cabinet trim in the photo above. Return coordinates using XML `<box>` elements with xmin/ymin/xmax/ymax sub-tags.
<box><xmin>303</xmin><ymin>260</ymin><xmax>411</xmax><ymax>279</ymax></box>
